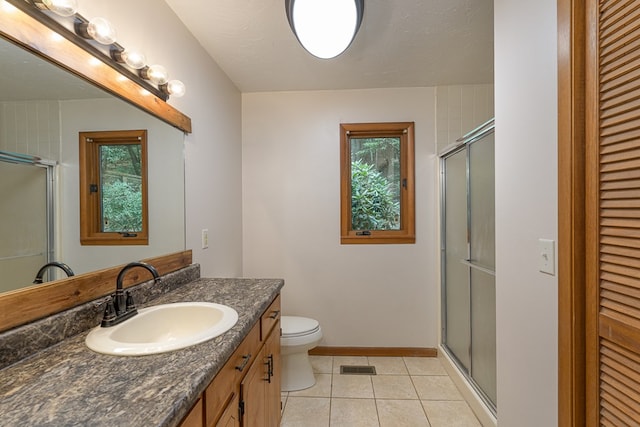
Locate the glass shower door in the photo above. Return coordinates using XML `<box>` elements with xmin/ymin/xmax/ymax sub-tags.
<box><xmin>469</xmin><ymin>131</ymin><xmax>496</xmax><ymax>407</ymax></box>
<box><xmin>441</xmin><ymin>120</ymin><xmax>496</xmax><ymax>412</ymax></box>
<box><xmin>443</xmin><ymin>148</ymin><xmax>471</xmax><ymax>371</ymax></box>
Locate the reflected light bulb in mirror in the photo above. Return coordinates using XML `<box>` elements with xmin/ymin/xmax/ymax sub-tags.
<box><xmin>141</xmin><ymin>64</ymin><xmax>169</xmax><ymax>85</ymax></box>
<box><xmin>87</xmin><ymin>17</ymin><xmax>117</xmax><ymax>45</ymax></box>
<box><xmin>40</xmin><ymin>0</ymin><xmax>78</xmax><ymax>17</ymax></box>
<box><xmin>164</xmin><ymin>80</ymin><xmax>186</xmax><ymax>98</ymax></box>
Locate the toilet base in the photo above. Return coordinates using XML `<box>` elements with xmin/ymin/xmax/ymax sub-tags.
<box><xmin>281</xmin><ymin>351</ymin><xmax>316</xmax><ymax>391</ymax></box>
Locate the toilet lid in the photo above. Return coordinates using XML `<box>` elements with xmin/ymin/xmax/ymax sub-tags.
<box><xmin>281</xmin><ymin>316</ymin><xmax>320</xmax><ymax>338</ymax></box>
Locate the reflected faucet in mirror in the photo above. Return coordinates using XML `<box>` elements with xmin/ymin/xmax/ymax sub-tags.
<box><xmin>101</xmin><ymin>261</ymin><xmax>160</xmax><ymax>327</ymax></box>
<box><xmin>33</xmin><ymin>262</ymin><xmax>75</xmax><ymax>284</ymax></box>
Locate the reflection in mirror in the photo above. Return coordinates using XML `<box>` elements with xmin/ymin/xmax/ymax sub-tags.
<box><xmin>0</xmin><ymin>35</ymin><xmax>186</xmax><ymax>293</ymax></box>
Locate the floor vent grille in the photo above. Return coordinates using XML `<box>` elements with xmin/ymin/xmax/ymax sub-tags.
<box><xmin>340</xmin><ymin>365</ymin><xmax>377</xmax><ymax>375</ymax></box>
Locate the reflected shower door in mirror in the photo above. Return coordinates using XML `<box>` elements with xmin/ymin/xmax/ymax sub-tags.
<box><xmin>0</xmin><ymin>36</ymin><xmax>186</xmax><ymax>293</ymax></box>
<box><xmin>0</xmin><ymin>156</ymin><xmax>54</xmax><ymax>292</ymax></box>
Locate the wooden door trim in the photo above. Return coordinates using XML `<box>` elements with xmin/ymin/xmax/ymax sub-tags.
<box><xmin>558</xmin><ymin>0</ymin><xmax>587</xmax><ymax>425</ymax></box>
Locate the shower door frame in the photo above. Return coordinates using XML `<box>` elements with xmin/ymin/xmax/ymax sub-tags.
<box><xmin>439</xmin><ymin>119</ymin><xmax>496</xmax><ymax>415</ymax></box>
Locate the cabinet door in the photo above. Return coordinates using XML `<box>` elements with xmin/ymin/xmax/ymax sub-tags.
<box><xmin>240</xmin><ymin>345</ymin><xmax>267</xmax><ymax>427</ymax></box>
<box><xmin>264</xmin><ymin>322</ymin><xmax>281</xmax><ymax>427</ymax></box>
<box><xmin>216</xmin><ymin>394</ymin><xmax>240</xmax><ymax>427</ymax></box>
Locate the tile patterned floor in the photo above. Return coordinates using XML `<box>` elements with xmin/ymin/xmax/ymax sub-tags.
<box><xmin>280</xmin><ymin>356</ymin><xmax>482</xmax><ymax>427</ymax></box>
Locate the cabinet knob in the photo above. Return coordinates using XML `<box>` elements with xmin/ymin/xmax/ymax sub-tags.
<box><xmin>269</xmin><ymin>310</ymin><xmax>280</xmax><ymax>319</ymax></box>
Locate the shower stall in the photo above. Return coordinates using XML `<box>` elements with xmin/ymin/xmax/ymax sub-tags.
<box><xmin>440</xmin><ymin>119</ymin><xmax>496</xmax><ymax>414</ymax></box>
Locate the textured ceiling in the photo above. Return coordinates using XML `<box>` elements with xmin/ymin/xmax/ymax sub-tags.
<box><xmin>165</xmin><ymin>0</ymin><xmax>494</xmax><ymax>93</ymax></box>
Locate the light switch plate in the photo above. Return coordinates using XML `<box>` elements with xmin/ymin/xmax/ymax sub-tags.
<box><xmin>538</xmin><ymin>239</ymin><xmax>555</xmax><ymax>275</ymax></box>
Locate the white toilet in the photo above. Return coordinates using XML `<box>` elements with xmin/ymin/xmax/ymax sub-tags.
<box><xmin>280</xmin><ymin>316</ymin><xmax>322</xmax><ymax>392</ymax></box>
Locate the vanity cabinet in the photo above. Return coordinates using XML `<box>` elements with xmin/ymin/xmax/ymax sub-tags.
<box><xmin>179</xmin><ymin>294</ymin><xmax>281</xmax><ymax>427</ymax></box>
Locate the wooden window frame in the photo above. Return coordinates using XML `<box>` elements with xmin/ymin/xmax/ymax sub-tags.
<box><xmin>79</xmin><ymin>129</ymin><xmax>149</xmax><ymax>245</ymax></box>
<box><xmin>340</xmin><ymin>122</ymin><xmax>415</xmax><ymax>244</ymax></box>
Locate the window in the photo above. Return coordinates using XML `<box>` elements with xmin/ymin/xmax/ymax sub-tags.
<box><xmin>79</xmin><ymin>130</ymin><xmax>148</xmax><ymax>245</ymax></box>
<box><xmin>340</xmin><ymin>122</ymin><xmax>415</xmax><ymax>244</ymax></box>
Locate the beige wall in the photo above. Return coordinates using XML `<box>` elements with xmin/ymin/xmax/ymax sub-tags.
<box><xmin>242</xmin><ymin>88</ymin><xmax>438</xmax><ymax>347</ymax></box>
<box><xmin>495</xmin><ymin>0</ymin><xmax>558</xmax><ymax>425</ymax></box>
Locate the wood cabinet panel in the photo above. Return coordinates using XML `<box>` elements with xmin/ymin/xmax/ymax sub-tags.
<box><xmin>240</xmin><ymin>345</ymin><xmax>268</xmax><ymax>427</ymax></box>
<box><xmin>216</xmin><ymin>394</ymin><xmax>239</xmax><ymax>427</ymax></box>
<box><xmin>180</xmin><ymin>397</ymin><xmax>203</xmax><ymax>427</ymax></box>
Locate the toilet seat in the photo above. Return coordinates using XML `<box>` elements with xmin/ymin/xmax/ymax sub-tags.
<box><xmin>282</xmin><ymin>316</ymin><xmax>320</xmax><ymax>338</ymax></box>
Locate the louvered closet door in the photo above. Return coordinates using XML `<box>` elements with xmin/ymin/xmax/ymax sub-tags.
<box><xmin>590</xmin><ymin>0</ymin><xmax>640</xmax><ymax>424</ymax></box>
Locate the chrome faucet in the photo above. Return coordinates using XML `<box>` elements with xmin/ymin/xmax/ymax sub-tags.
<box><xmin>33</xmin><ymin>262</ymin><xmax>75</xmax><ymax>284</ymax></box>
<box><xmin>101</xmin><ymin>261</ymin><xmax>161</xmax><ymax>327</ymax></box>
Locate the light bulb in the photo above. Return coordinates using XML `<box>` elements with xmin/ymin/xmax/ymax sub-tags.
<box><xmin>164</xmin><ymin>80</ymin><xmax>186</xmax><ymax>98</ymax></box>
<box><xmin>40</xmin><ymin>0</ymin><xmax>78</xmax><ymax>17</ymax></box>
<box><xmin>121</xmin><ymin>50</ymin><xmax>146</xmax><ymax>69</ymax></box>
<box><xmin>87</xmin><ymin>17</ymin><xmax>117</xmax><ymax>45</ymax></box>
<box><xmin>33</xmin><ymin>0</ymin><xmax>76</xmax><ymax>16</ymax></box>
<box><xmin>141</xmin><ymin>64</ymin><xmax>169</xmax><ymax>85</ymax></box>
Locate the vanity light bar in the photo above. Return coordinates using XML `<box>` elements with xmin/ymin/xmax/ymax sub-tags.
<box><xmin>7</xmin><ymin>0</ymin><xmax>185</xmax><ymax>101</ymax></box>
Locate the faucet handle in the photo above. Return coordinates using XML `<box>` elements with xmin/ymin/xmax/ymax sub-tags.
<box><xmin>101</xmin><ymin>297</ymin><xmax>117</xmax><ymax>327</ymax></box>
<box><xmin>125</xmin><ymin>291</ymin><xmax>136</xmax><ymax>311</ymax></box>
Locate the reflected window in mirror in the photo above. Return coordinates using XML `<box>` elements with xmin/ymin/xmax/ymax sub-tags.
<box><xmin>79</xmin><ymin>130</ymin><xmax>148</xmax><ymax>245</ymax></box>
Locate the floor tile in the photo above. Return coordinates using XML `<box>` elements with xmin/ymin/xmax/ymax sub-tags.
<box><xmin>280</xmin><ymin>356</ymin><xmax>480</xmax><ymax>426</ymax></box>
<box><xmin>332</xmin><ymin>373</ymin><xmax>374</xmax><ymax>398</ymax></box>
<box><xmin>367</xmin><ymin>356</ymin><xmax>409</xmax><ymax>375</ymax></box>
<box><xmin>372</xmin><ymin>375</ymin><xmax>418</xmax><ymax>399</ymax></box>
<box><xmin>377</xmin><ymin>399</ymin><xmax>431</xmax><ymax>427</ymax></box>
<box><xmin>422</xmin><ymin>400</ymin><xmax>481</xmax><ymax>427</ymax></box>
<box><xmin>332</xmin><ymin>356</ymin><xmax>369</xmax><ymax>374</ymax></box>
<box><xmin>310</xmin><ymin>355</ymin><xmax>333</xmax><ymax>374</ymax></box>
<box><xmin>330</xmin><ymin>398</ymin><xmax>379</xmax><ymax>427</ymax></box>
<box><xmin>412</xmin><ymin>375</ymin><xmax>463</xmax><ymax>400</ymax></box>
<box><xmin>281</xmin><ymin>397</ymin><xmax>330</xmax><ymax>427</ymax></box>
<box><xmin>289</xmin><ymin>373</ymin><xmax>332</xmax><ymax>398</ymax></box>
<box><xmin>404</xmin><ymin>357</ymin><xmax>447</xmax><ymax>375</ymax></box>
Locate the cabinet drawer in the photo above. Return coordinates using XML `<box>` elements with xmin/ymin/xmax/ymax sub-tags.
<box><xmin>260</xmin><ymin>294</ymin><xmax>281</xmax><ymax>341</ymax></box>
<box><xmin>230</xmin><ymin>321</ymin><xmax>261</xmax><ymax>382</ymax></box>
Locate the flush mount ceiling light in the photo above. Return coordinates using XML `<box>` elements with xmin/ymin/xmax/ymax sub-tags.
<box><xmin>285</xmin><ymin>0</ymin><xmax>364</xmax><ymax>59</ymax></box>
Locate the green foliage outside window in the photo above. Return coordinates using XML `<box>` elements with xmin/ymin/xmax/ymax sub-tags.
<box><xmin>351</xmin><ymin>160</ymin><xmax>400</xmax><ymax>230</ymax></box>
<box><xmin>350</xmin><ymin>137</ymin><xmax>401</xmax><ymax>231</ymax></box>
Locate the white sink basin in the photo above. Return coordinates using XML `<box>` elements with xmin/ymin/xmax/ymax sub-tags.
<box><xmin>85</xmin><ymin>302</ymin><xmax>238</xmax><ymax>356</ymax></box>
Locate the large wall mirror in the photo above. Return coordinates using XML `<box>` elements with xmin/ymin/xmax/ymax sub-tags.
<box><xmin>0</xmin><ymin>7</ymin><xmax>189</xmax><ymax>295</ymax></box>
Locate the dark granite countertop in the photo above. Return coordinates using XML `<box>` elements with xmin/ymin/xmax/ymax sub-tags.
<box><xmin>0</xmin><ymin>277</ymin><xmax>284</xmax><ymax>427</ymax></box>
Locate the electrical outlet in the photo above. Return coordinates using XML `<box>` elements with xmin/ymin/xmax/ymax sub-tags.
<box><xmin>201</xmin><ymin>229</ymin><xmax>209</xmax><ymax>249</ymax></box>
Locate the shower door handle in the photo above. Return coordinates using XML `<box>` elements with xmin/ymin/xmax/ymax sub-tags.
<box><xmin>460</xmin><ymin>259</ymin><xmax>495</xmax><ymax>276</ymax></box>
